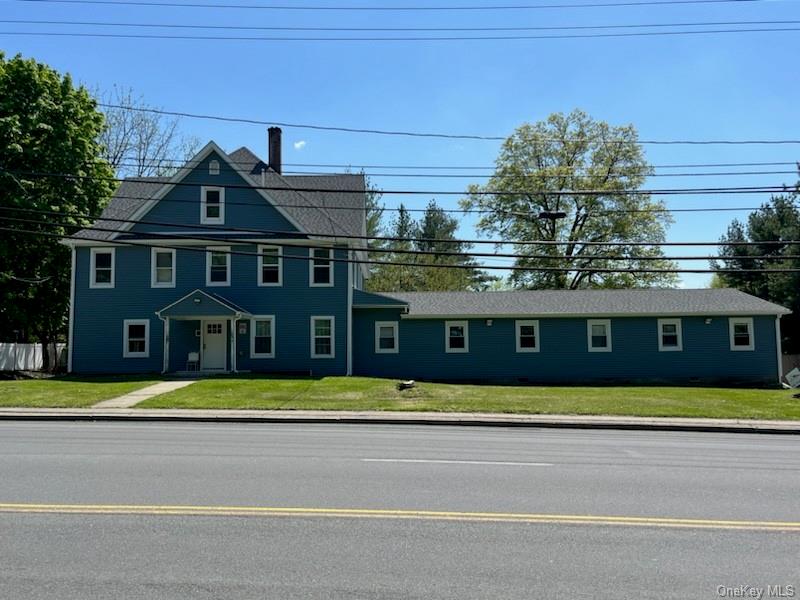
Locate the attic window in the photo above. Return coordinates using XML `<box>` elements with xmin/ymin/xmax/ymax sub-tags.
<box><xmin>201</xmin><ymin>186</ymin><xmax>225</xmax><ymax>224</ymax></box>
<box><xmin>209</xmin><ymin>160</ymin><xmax>220</xmax><ymax>176</ymax></box>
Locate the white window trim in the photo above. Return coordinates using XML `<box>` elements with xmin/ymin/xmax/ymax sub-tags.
<box><xmin>209</xmin><ymin>160</ymin><xmax>220</xmax><ymax>176</ymax></box>
<box><xmin>89</xmin><ymin>247</ymin><xmax>115</xmax><ymax>289</ymax></box>
<box><xmin>200</xmin><ymin>185</ymin><xmax>225</xmax><ymax>225</ymax></box>
<box><xmin>729</xmin><ymin>317</ymin><xmax>755</xmax><ymax>351</ymax></box>
<box><xmin>150</xmin><ymin>247</ymin><xmax>176</xmax><ymax>288</ymax></box>
<box><xmin>257</xmin><ymin>245</ymin><xmax>283</xmax><ymax>287</ymax></box>
<box><xmin>657</xmin><ymin>318</ymin><xmax>683</xmax><ymax>352</ymax></box>
<box><xmin>309</xmin><ymin>247</ymin><xmax>334</xmax><ymax>287</ymax></box>
<box><xmin>206</xmin><ymin>246</ymin><xmax>231</xmax><ymax>287</ymax></box>
<box><xmin>515</xmin><ymin>319</ymin><xmax>540</xmax><ymax>353</ymax></box>
<box><xmin>445</xmin><ymin>320</ymin><xmax>469</xmax><ymax>353</ymax></box>
<box><xmin>587</xmin><ymin>319</ymin><xmax>612</xmax><ymax>353</ymax></box>
<box><xmin>250</xmin><ymin>315</ymin><xmax>276</xmax><ymax>359</ymax></box>
<box><xmin>123</xmin><ymin>319</ymin><xmax>150</xmax><ymax>358</ymax></box>
<box><xmin>310</xmin><ymin>316</ymin><xmax>335</xmax><ymax>358</ymax></box>
<box><xmin>374</xmin><ymin>321</ymin><xmax>399</xmax><ymax>354</ymax></box>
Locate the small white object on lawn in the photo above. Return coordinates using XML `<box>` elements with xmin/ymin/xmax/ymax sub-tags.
<box><xmin>785</xmin><ymin>368</ymin><xmax>800</xmax><ymax>389</ymax></box>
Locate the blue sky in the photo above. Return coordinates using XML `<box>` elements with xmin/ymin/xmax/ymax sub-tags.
<box><xmin>3</xmin><ymin>0</ymin><xmax>799</xmax><ymax>287</ymax></box>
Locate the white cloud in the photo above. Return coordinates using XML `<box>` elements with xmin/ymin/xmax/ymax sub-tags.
<box><xmin>293</xmin><ymin>140</ymin><xmax>307</xmax><ymax>150</ymax></box>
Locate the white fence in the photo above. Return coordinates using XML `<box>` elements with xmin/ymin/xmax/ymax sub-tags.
<box><xmin>0</xmin><ymin>343</ymin><xmax>67</xmax><ymax>371</ymax></box>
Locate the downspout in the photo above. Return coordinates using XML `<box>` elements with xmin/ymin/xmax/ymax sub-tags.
<box><xmin>775</xmin><ymin>315</ymin><xmax>783</xmax><ymax>386</ymax></box>
<box><xmin>347</xmin><ymin>249</ymin><xmax>353</xmax><ymax>376</ymax></box>
<box><xmin>231</xmin><ymin>315</ymin><xmax>238</xmax><ymax>374</ymax></box>
<box><xmin>67</xmin><ymin>245</ymin><xmax>76</xmax><ymax>373</ymax></box>
<box><xmin>158</xmin><ymin>315</ymin><xmax>169</xmax><ymax>374</ymax></box>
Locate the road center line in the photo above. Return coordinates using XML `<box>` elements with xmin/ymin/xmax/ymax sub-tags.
<box><xmin>0</xmin><ymin>503</ymin><xmax>798</xmax><ymax>532</ymax></box>
<box><xmin>360</xmin><ymin>458</ymin><xmax>554</xmax><ymax>466</ymax></box>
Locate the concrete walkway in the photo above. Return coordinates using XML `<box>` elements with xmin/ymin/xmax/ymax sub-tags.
<box><xmin>1</xmin><ymin>407</ymin><xmax>798</xmax><ymax>434</ymax></box>
<box><xmin>91</xmin><ymin>380</ymin><xmax>197</xmax><ymax>408</ymax></box>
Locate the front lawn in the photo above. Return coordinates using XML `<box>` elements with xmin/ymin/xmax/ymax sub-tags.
<box><xmin>0</xmin><ymin>375</ymin><xmax>162</xmax><ymax>408</ymax></box>
<box><xmin>138</xmin><ymin>375</ymin><xmax>800</xmax><ymax>420</ymax></box>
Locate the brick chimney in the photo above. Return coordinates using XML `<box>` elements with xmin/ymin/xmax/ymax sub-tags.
<box><xmin>268</xmin><ymin>127</ymin><xmax>282</xmax><ymax>174</ymax></box>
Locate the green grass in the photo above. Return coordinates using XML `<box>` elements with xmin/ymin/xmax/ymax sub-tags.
<box><xmin>138</xmin><ymin>375</ymin><xmax>800</xmax><ymax>420</ymax></box>
<box><xmin>0</xmin><ymin>375</ymin><xmax>162</xmax><ymax>408</ymax></box>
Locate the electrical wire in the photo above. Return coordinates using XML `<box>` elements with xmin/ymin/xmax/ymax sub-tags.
<box><xmin>5</xmin><ymin>167</ymin><xmax>797</xmax><ymax>197</ymax></box>
<box><xmin>4</xmin><ymin>204</ymin><xmax>800</xmax><ymax>249</ymax></box>
<box><xmin>11</xmin><ymin>0</ymin><xmax>774</xmax><ymax>12</ymax></box>
<box><xmin>4</xmin><ymin>223</ymin><xmax>798</xmax><ymax>274</ymax></box>
<box><xmin>94</xmin><ymin>104</ymin><xmax>800</xmax><ymax>144</ymax></box>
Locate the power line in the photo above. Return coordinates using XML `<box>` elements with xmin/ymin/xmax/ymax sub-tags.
<box><xmin>100</xmin><ymin>157</ymin><xmax>800</xmax><ymax>171</ymax></box>
<box><xmin>4</xmin><ymin>204</ymin><xmax>800</xmax><ymax>248</ymax></box>
<box><xmin>8</xmin><ymin>18</ymin><xmax>800</xmax><ymax>32</ymax></box>
<box><xmin>6</xmin><ymin>168</ymin><xmax>797</xmax><ymax>197</ymax></box>
<box><xmin>11</xmin><ymin>0</ymin><xmax>773</xmax><ymax>12</ymax></box>
<box><xmin>4</xmin><ymin>222</ymin><xmax>799</xmax><ymax>274</ymax></box>
<box><xmin>93</xmin><ymin>104</ymin><xmax>800</xmax><ymax>145</ymax></box>
<box><xmin>105</xmin><ymin>159</ymin><xmax>799</xmax><ymax>179</ymax></box>
<box><xmin>101</xmin><ymin>191</ymin><xmax>786</xmax><ymax>216</ymax></box>
<box><xmin>7</xmin><ymin>212</ymin><xmax>800</xmax><ymax>262</ymax></box>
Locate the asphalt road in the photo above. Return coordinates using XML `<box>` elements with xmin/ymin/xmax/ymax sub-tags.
<box><xmin>0</xmin><ymin>422</ymin><xmax>798</xmax><ymax>599</ymax></box>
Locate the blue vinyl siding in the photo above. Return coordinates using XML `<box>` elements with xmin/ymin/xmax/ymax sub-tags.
<box><xmin>72</xmin><ymin>242</ymin><xmax>349</xmax><ymax>375</ymax></box>
<box><xmin>352</xmin><ymin>309</ymin><xmax>779</xmax><ymax>385</ymax></box>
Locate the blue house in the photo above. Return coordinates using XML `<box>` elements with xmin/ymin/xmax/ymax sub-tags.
<box><xmin>64</xmin><ymin>130</ymin><xmax>790</xmax><ymax>386</ymax></box>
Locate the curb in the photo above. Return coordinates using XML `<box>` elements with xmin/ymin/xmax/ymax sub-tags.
<box><xmin>0</xmin><ymin>409</ymin><xmax>798</xmax><ymax>435</ymax></box>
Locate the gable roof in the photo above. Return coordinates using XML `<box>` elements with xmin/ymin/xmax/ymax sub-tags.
<box><xmin>156</xmin><ymin>289</ymin><xmax>251</xmax><ymax>318</ymax></box>
<box><xmin>70</xmin><ymin>143</ymin><xmax>366</xmax><ymax>243</ymax></box>
<box><xmin>382</xmin><ymin>288</ymin><xmax>790</xmax><ymax>318</ymax></box>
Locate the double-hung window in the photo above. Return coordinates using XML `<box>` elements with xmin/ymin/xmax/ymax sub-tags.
<box><xmin>310</xmin><ymin>248</ymin><xmax>333</xmax><ymax>286</ymax></box>
<box><xmin>200</xmin><ymin>186</ymin><xmax>225</xmax><ymax>224</ymax></box>
<box><xmin>515</xmin><ymin>320</ymin><xmax>540</xmax><ymax>353</ymax></box>
<box><xmin>151</xmin><ymin>248</ymin><xmax>176</xmax><ymax>288</ymax></box>
<box><xmin>258</xmin><ymin>245</ymin><xmax>282</xmax><ymax>286</ymax></box>
<box><xmin>311</xmin><ymin>316</ymin><xmax>335</xmax><ymax>358</ymax></box>
<box><xmin>729</xmin><ymin>317</ymin><xmax>754</xmax><ymax>351</ymax></box>
<box><xmin>206</xmin><ymin>246</ymin><xmax>230</xmax><ymax>286</ymax></box>
<box><xmin>123</xmin><ymin>319</ymin><xmax>149</xmax><ymax>358</ymax></box>
<box><xmin>657</xmin><ymin>318</ymin><xmax>683</xmax><ymax>351</ymax></box>
<box><xmin>250</xmin><ymin>316</ymin><xmax>275</xmax><ymax>358</ymax></box>
<box><xmin>90</xmin><ymin>248</ymin><xmax>115</xmax><ymax>288</ymax></box>
<box><xmin>587</xmin><ymin>319</ymin><xmax>612</xmax><ymax>352</ymax></box>
<box><xmin>375</xmin><ymin>321</ymin><xmax>399</xmax><ymax>354</ymax></box>
<box><xmin>445</xmin><ymin>321</ymin><xmax>469</xmax><ymax>353</ymax></box>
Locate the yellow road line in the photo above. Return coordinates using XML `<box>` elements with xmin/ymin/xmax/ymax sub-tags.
<box><xmin>0</xmin><ymin>503</ymin><xmax>798</xmax><ymax>531</ymax></box>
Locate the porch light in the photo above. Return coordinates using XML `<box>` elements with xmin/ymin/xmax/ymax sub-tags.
<box><xmin>486</xmin><ymin>319</ymin><xmax>493</xmax><ymax>326</ymax></box>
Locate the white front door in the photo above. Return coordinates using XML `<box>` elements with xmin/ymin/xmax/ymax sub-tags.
<box><xmin>202</xmin><ymin>320</ymin><xmax>227</xmax><ymax>371</ymax></box>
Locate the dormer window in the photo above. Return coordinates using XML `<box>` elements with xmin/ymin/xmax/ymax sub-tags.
<box><xmin>209</xmin><ymin>160</ymin><xmax>220</xmax><ymax>176</ymax></box>
<box><xmin>201</xmin><ymin>186</ymin><xmax>224</xmax><ymax>224</ymax></box>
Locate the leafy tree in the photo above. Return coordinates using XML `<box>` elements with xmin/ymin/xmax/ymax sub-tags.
<box><xmin>713</xmin><ymin>191</ymin><xmax>800</xmax><ymax>353</ymax></box>
<box><xmin>461</xmin><ymin>110</ymin><xmax>677</xmax><ymax>289</ymax></box>
<box><xmin>0</xmin><ymin>53</ymin><xmax>115</xmax><ymax>368</ymax></box>
<box><xmin>98</xmin><ymin>85</ymin><xmax>199</xmax><ymax>177</ymax></box>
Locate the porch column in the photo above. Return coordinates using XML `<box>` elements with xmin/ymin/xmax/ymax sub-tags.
<box><xmin>162</xmin><ymin>317</ymin><xmax>170</xmax><ymax>374</ymax></box>
<box><xmin>230</xmin><ymin>318</ymin><xmax>237</xmax><ymax>373</ymax></box>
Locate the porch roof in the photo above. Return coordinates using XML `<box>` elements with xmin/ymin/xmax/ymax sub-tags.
<box><xmin>156</xmin><ymin>289</ymin><xmax>251</xmax><ymax>319</ymax></box>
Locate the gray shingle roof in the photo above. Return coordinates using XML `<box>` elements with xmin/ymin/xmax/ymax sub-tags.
<box><xmin>73</xmin><ymin>177</ymin><xmax>169</xmax><ymax>241</ymax></box>
<box><xmin>72</xmin><ymin>145</ymin><xmax>365</xmax><ymax>242</ymax></box>
<box><xmin>353</xmin><ymin>289</ymin><xmax>409</xmax><ymax>307</ymax></box>
<box><xmin>379</xmin><ymin>288</ymin><xmax>790</xmax><ymax>317</ymax></box>
<box><xmin>228</xmin><ymin>146</ymin><xmax>366</xmax><ymax>240</ymax></box>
